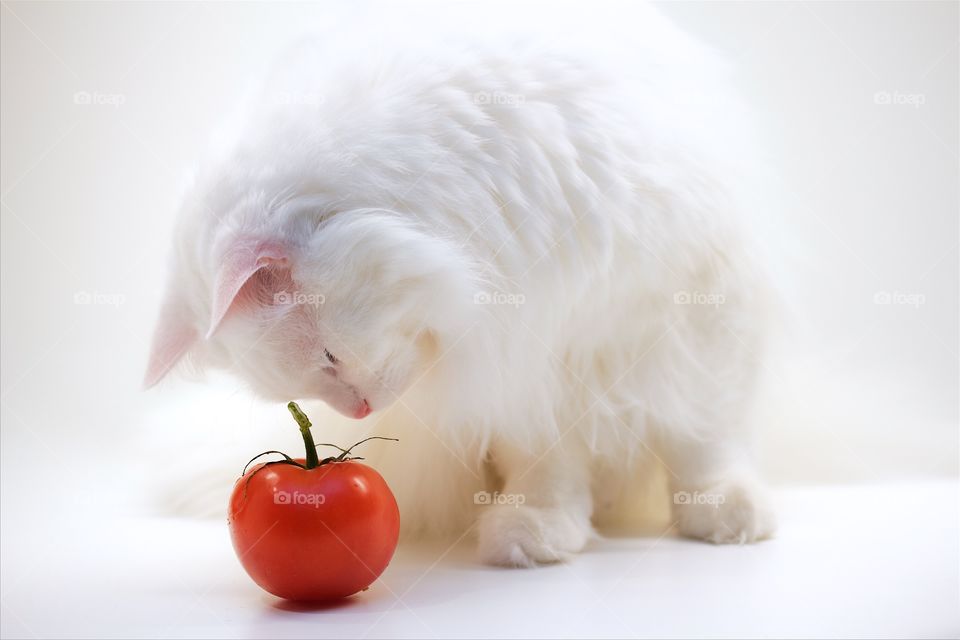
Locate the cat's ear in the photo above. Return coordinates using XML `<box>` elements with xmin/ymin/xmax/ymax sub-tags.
<box><xmin>206</xmin><ymin>239</ymin><xmax>288</xmax><ymax>339</ymax></box>
<box><xmin>143</xmin><ymin>287</ymin><xmax>198</xmax><ymax>389</ymax></box>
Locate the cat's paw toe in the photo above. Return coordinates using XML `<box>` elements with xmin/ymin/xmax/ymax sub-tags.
<box><xmin>674</xmin><ymin>479</ymin><xmax>776</xmax><ymax>544</ymax></box>
<box><xmin>477</xmin><ymin>504</ymin><xmax>593</xmax><ymax>567</ymax></box>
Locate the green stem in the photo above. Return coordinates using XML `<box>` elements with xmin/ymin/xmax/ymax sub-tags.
<box><xmin>287</xmin><ymin>401</ymin><xmax>320</xmax><ymax>469</ymax></box>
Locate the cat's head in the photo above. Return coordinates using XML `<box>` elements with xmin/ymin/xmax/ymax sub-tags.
<box><xmin>144</xmin><ymin>199</ymin><xmax>478</xmax><ymax>419</ymax></box>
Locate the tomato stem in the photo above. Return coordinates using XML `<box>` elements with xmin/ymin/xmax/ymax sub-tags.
<box><xmin>287</xmin><ymin>401</ymin><xmax>320</xmax><ymax>469</ymax></box>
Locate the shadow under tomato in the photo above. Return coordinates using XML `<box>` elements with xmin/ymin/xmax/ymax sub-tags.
<box><xmin>269</xmin><ymin>594</ymin><xmax>367</xmax><ymax>613</ymax></box>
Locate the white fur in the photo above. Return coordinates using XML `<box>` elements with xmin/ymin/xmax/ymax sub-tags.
<box><xmin>147</xmin><ymin>4</ymin><xmax>776</xmax><ymax>566</ymax></box>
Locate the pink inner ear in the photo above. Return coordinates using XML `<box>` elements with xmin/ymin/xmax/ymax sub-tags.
<box><xmin>206</xmin><ymin>240</ymin><xmax>288</xmax><ymax>339</ymax></box>
<box><xmin>143</xmin><ymin>293</ymin><xmax>198</xmax><ymax>389</ymax></box>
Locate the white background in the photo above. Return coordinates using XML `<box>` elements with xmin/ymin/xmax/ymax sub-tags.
<box><xmin>1</xmin><ymin>1</ymin><xmax>957</xmax><ymax>638</ymax></box>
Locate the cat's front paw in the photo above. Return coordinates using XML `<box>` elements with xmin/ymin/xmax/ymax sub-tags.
<box><xmin>674</xmin><ymin>478</ymin><xmax>776</xmax><ymax>544</ymax></box>
<box><xmin>476</xmin><ymin>503</ymin><xmax>593</xmax><ymax>567</ymax></box>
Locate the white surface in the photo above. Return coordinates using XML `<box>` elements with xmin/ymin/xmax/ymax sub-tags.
<box><xmin>2</xmin><ymin>482</ymin><xmax>957</xmax><ymax>639</ymax></box>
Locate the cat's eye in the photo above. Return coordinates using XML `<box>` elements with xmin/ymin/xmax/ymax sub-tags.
<box><xmin>324</xmin><ymin>349</ymin><xmax>339</xmax><ymax>365</ymax></box>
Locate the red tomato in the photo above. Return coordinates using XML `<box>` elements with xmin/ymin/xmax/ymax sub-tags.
<box><xmin>228</xmin><ymin>403</ymin><xmax>400</xmax><ymax>601</ymax></box>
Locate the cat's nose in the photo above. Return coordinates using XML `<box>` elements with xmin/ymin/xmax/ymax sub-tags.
<box><xmin>353</xmin><ymin>399</ymin><xmax>372</xmax><ymax>419</ymax></box>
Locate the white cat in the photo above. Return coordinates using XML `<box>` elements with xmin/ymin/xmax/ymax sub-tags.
<box><xmin>145</xmin><ymin>4</ymin><xmax>776</xmax><ymax>566</ymax></box>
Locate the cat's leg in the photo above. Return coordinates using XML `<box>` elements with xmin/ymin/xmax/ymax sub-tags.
<box><xmin>651</xmin><ymin>273</ymin><xmax>776</xmax><ymax>544</ymax></box>
<box><xmin>659</xmin><ymin>433</ymin><xmax>776</xmax><ymax>544</ymax></box>
<box><xmin>477</xmin><ymin>437</ymin><xmax>594</xmax><ymax>567</ymax></box>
